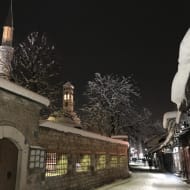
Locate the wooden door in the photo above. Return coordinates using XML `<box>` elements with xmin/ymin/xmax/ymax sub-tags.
<box><xmin>0</xmin><ymin>138</ymin><xmax>18</xmax><ymax>190</ymax></box>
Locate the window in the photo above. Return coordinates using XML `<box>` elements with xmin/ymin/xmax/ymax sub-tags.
<box><xmin>64</xmin><ymin>93</ymin><xmax>70</xmax><ymax>101</ymax></box>
<box><xmin>76</xmin><ymin>154</ymin><xmax>91</xmax><ymax>172</ymax></box>
<box><xmin>96</xmin><ymin>155</ymin><xmax>106</xmax><ymax>170</ymax></box>
<box><xmin>45</xmin><ymin>153</ymin><xmax>68</xmax><ymax>177</ymax></box>
<box><xmin>110</xmin><ymin>156</ymin><xmax>118</xmax><ymax>168</ymax></box>
<box><xmin>29</xmin><ymin>147</ymin><xmax>45</xmax><ymax>169</ymax></box>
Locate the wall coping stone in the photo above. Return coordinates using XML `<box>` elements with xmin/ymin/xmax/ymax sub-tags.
<box><xmin>40</xmin><ymin>120</ymin><xmax>129</xmax><ymax>146</ymax></box>
<box><xmin>0</xmin><ymin>78</ymin><xmax>49</xmax><ymax>106</ymax></box>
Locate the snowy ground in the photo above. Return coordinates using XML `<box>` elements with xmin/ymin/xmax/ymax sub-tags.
<box><xmin>95</xmin><ymin>171</ymin><xmax>190</xmax><ymax>190</ymax></box>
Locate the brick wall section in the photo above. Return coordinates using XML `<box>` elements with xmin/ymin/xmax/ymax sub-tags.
<box><xmin>35</xmin><ymin>126</ymin><xmax>129</xmax><ymax>190</ymax></box>
<box><xmin>38</xmin><ymin>127</ymin><xmax>127</xmax><ymax>155</ymax></box>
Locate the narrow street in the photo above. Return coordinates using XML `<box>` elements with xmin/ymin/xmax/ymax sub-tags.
<box><xmin>95</xmin><ymin>171</ymin><xmax>190</xmax><ymax>190</ymax></box>
<box><xmin>96</xmin><ymin>159</ymin><xmax>189</xmax><ymax>190</ymax></box>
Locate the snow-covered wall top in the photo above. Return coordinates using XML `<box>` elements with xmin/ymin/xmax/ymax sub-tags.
<box><xmin>40</xmin><ymin>120</ymin><xmax>129</xmax><ymax>146</ymax></box>
<box><xmin>171</xmin><ymin>28</ymin><xmax>190</xmax><ymax>109</ymax></box>
<box><xmin>0</xmin><ymin>78</ymin><xmax>50</xmax><ymax>106</ymax></box>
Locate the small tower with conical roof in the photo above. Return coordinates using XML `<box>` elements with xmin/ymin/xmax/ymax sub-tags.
<box><xmin>48</xmin><ymin>81</ymin><xmax>81</xmax><ymax>128</ymax></box>
<box><xmin>63</xmin><ymin>82</ymin><xmax>74</xmax><ymax>113</ymax></box>
<box><xmin>0</xmin><ymin>0</ymin><xmax>14</xmax><ymax>79</ymax></box>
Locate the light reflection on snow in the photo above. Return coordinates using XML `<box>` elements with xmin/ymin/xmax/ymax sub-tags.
<box><xmin>96</xmin><ymin>172</ymin><xmax>190</xmax><ymax>190</ymax></box>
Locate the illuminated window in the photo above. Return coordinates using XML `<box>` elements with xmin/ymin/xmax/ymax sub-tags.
<box><xmin>76</xmin><ymin>154</ymin><xmax>91</xmax><ymax>172</ymax></box>
<box><xmin>64</xmin><ymin>93</ymin><xmax>70</xmax><ymax>101</ymax></box>
<box><xmin>67</xmin><ymin>94</ymin><xmax>69</xmax><ymax>100</ymax></box>
<box><xmin>110</xmin><ymin>155</ymin><xmax>118</xmax><ymax>168</ymax></box>
<box><xmin>64</xmin><ymin>94</ymin><xmax>67</xmax><ymax>100</ymax></box>
<box><xmin>45</xmin><ymin>153</ymin><xmax>68</xmax><ymax>177</ymax></box>
<box><xmin>96</xmin><ymin>155</ymin><xmax>106</xmax><ymax>170</ymax></box>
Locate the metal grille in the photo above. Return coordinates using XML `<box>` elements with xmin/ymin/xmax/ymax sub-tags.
<box><xmin>96</xmin><ymin>155</ymin><xmax>106</xmax><ymax>170</ymax></box>
<box><xmin>110</xmin><ymin>155</ymin><xmax>118</xmax><ymax>168</ymax></box>
<box><xmin>45</xmin><ymin>153</ymin><xmax>68</xmax><ymax>177</ymax></box>
<box><xmin>76</xmin><ymin>154</ymin><xmax>91</xmax><ymax>172</ymax></box>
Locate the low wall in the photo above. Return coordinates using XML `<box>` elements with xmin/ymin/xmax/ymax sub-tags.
<box><xmin>27</xmin><ymin>121</ymin><xmax>129</xmax><ymax>190</ymax></box>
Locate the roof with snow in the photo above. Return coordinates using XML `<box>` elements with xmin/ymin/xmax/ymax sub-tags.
<box><xmin>40</xmin><ymin>120</ymin><xmax>129</xmax><ymax>146</ymax></box>
<box><xmin>0</xmin><ymin>78</ymin><xmax>49</xmax><ymax>106</ymax></box>
<box><xmin>144</xmin><ymin>134</ymin><xmax>166</xmax><ymax>153</ymax></box>
<box><xmin>63</xmin><ymin>81</ymin><xmax>74</xmax><ymax>89</ymax></box>
<box><xmin>160</xmin><ymin>111</ymin><xmax>178</xmax><ymax>149</ymax></box>
<box><xmin>163</xmin><ymin>111</ymin><xmax>177</xmax><ymax>129</ymax></box>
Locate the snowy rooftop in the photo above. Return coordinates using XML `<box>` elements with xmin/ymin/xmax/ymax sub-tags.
<box><xmin>0</xmin><ymin>78</ymin><xmax>49</xmax><ymax>106</ymax></box>
<box><xmin>40</xmin><ymin>120</ymin><xmax>129</xmax><ymax>146</ymax></box>
<box><xmin>163</xmin><ymin>111</ymin><xmax>177</xmax><ymax>129</ymax></box>
<box><xmin>161</xmin><ymin>111</ymin><xmax>179</xmax><ymax>148</ymax></box>
<box><xmin>111</xmin><ymin>135</ymin><xmax>128</xmax><ymax>140</ymax></box>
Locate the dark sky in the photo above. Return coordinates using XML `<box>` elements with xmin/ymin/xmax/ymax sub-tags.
<box><xmin>0</xmin><ymin>0</ymin><xmax>190</xmax><ymax>120</ymax></box>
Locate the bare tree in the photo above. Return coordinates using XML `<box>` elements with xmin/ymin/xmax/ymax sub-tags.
<box><xmin>11</xmin><ymin>32</ymin><xmax>63</xmax><ymax>113</ymax></box>
<box><xmin>80</xmin><ymin>73</ymin><xmax>152</xmax><ymax>137</ymax></box>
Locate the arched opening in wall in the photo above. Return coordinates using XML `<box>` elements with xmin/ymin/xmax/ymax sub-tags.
<box><xmin>0</xmin><ymin>126</ymin><xmax>29</xmax><ymax>190</ymax></box>
<box><xmin>0</xmin><ymin>138</ymin><xmax>18</xmax><ymax>190</ymax></box>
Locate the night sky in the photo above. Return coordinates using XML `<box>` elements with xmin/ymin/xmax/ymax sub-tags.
<box><xmin>0</xmin><ymin>0</ymin><xmax>190</xmax><ymax>120</ymax></box>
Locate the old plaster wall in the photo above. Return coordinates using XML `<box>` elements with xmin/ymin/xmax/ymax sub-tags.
<box><xmin>0</xmin><ymin>89</ymin><xmax>42</xmax><ymax>144</ymax></box>
<box><xmin>0</xmin><ymin>86</ymin><xmax>48</xmax><ymax>190</ymax></box>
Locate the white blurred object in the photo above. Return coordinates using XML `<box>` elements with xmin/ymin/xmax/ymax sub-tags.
<box><xmin>171</xmin><ymin>28</ymin><xmax>190</xmax><ymax>109</ymax></box>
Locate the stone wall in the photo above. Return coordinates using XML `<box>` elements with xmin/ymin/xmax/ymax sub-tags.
<box><xmin>0</xmin><ymin>88</ymin><xmax>43</xmax><ymax>144</ymax></box>
<box><xmin>0</xmin><ymin>79</ymin><xmax>49</xmax><ymax>190</ymax></box>
<box><xmin>0</xmin><ymin>80</ymin><xmax>129</xmax><ymax>190</ymax></box>
<box><xmin>28</xmin><ymin>124</ymin><xmax>129</xmax><ymax>190</ymax></box>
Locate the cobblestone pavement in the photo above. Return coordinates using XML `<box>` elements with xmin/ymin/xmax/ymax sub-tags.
<box><xmin>95</xmin><ymin>172</ymin><xmax>190</xmax><ymax>190</ymax></box>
